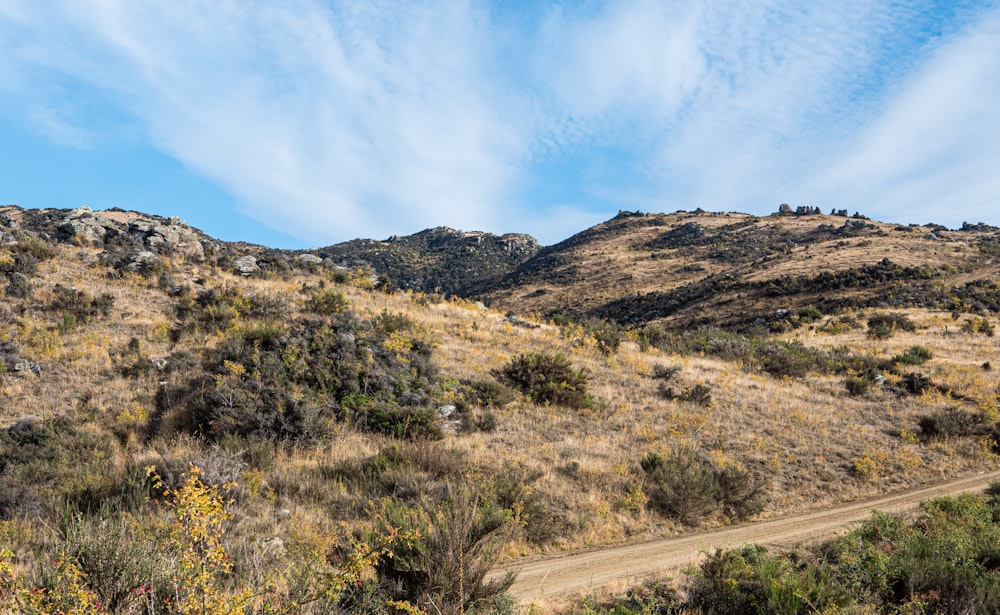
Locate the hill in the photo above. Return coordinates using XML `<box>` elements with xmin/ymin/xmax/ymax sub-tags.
<box><xmin>1</xmin><ymin>203</ymin><xmax>1000</xmax><ymax>614</ymax></box>
<box><xmin>312</xmin><ymin>226</ymin><xmax>539</xmax><ymax>295</ymax></box>
<box><xmin>471</xmin><ymin>208</ymin><xmax>1000</xmax><ymax>329</ymax></box>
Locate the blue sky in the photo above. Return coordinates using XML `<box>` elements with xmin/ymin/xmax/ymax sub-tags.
<box><xmin>1</xmin><ymin>1</ymin><xmax>998</xmax><ymax>248</ymax></box>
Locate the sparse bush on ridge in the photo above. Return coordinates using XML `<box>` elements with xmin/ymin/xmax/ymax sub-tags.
<box><xmin>637</xmin><ymin>325</ymin><xmax>858</xmax><ymax>379</ymax></box>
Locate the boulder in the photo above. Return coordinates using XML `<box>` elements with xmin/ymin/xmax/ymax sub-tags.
<box><xmin>295</xmin><ymin>253</ymin><xmax>323</xmax><ymax>266</ymax></box>
<box><xmin>13</xmin><ymin>360</ymin><xmax>41</xmax><ymax>376</ymax></box>
<box><xmin>127</xmin><ymin>251</ymin><xmax>160</xmax><ymax>273</ymax></box>
<box><xmin>58</xmin><ymin>217</ymin><xmax>107</xmax><ymax>245</ymax></box>
<box><xmin>233</xmin><ymin>255</ymin><xmax>259</xmax><ymax>275</ymax></box>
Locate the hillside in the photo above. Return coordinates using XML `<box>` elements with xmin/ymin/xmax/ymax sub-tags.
<box><xmin>471</xmin><ymin>209</ymin><xmax>1000</xmax><ymax>330</ymax></box>
<box><xmin>312</xmin><ymin>226</ymin><xmax>539</xmax><ymax>295</ymax></box>
<box><xmin>1</xmin><ymin>203</ymin><xmax>1000</xmax><ymax>614</ymax></box>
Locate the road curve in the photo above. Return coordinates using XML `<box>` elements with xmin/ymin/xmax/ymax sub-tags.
<box><xmin>499</xmin><ymin>470</ymin><xmax>1000</xmax><ymax>603</ymax></box>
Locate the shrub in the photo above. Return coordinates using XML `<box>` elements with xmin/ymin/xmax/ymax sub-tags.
<box><xmin>641</xmin><ymin>449</ymin><xmax>721</xmax><ymax>525</ymax></box>
<box><xmin>493</xmin><ymin>352</ymin><xmax>590</xmax><ymax>409</ymax></box>
<box><xmin>465</xmin><ymin>379</ymin><xmax>518</xmax><ymax>408</ymax></box>
<box><xmin>962</xmin><ymin>316</ymin><xmax>995</xmax><ymax>337</ymax></box>
<box><xmin>582</xmin><ymin>318</ymin><xmax>624</xmax><ymax>355</ymax></box>
<box><xmin>867</xmin><ymin>312</ymin><xmax>916</xmax><ymax>339</ymax></box>
<box><xmin>641</xmin><ymin>450</ymin><xmax>766</xmax><ymax>525</ymax></box>
<box><xmin>305</xmin><ymin>288</ymin><xmax>350</xmax><ymax>315</ymax></box>
<box><xmin>689</xmin><ymin>545</ymin><xmax>852</xmax><ymax>614</ymax></box>
<box><xmin>58</xmin><ymin>511</ymin><xmax>163</xmax><ymax>613</ymax></box>
<box><xmin>367</xmin><ymin>405</ymin><xmax>441</xmax><ymax>440</ymax></box>
<box><xmin>47</xmin><ymin>285</ymin><xmax>115</xmax><ymax>326</ymax></box>
<box><xmin>902</xmin><ymin>371</ymin><xmax>931</xmax><ymax>395</ymax></box>
<box><xmin>716</xmin><ymin>464</ymin><xmax>767</xmax><ymax>520</ymax></box>
<box><xmin>651</xmin><ymin>364</ymin><xmax>682</xmax><ymax>381</ymax></box>
<box><xmin>4</xmin><ymin>272</ymin><xmax>30</xmax><ymax>298</ymax></box>
<box><xmin>917</xmin><ymin>408</ymin><xmax>991</xmax><ymax>440</ymax></box>
<box><xmin>343</xmin><ymin>486</ymin><xmax>516</xmax><ymax>614</ymax></box>
<box><xmin>173</xmin><ymin>311</ymin><xmax>440</xmax><ymax>442</ymax></box>
<box><xmin>658</xmin><ymin>382</ymin><xmax>713</xmax><ymax>406</ymax></box>
<box><xmin>892</xmin><ymin>345</ymin><xmax>932</xmax><ymax>365</ymax></box>
<box><xmin>755</xmin><ymin>341</ymin><xmax>829</xmax><ymax>378</ymax></box>
<box><xmin>0</xmin><ymin>416</ymin><xmax>137</xmax><ymax>518</ymax></box>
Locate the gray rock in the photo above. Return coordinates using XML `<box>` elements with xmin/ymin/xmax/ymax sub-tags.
<box><xmin>128</xmin><ymin>217</ymin><xmax>157</xmax><ymax>234</ymax></box>
<box><xmin>58</xmin><ymin>217</ymin><xmax>107</xmax><ymax>245</ymax></box>
<box><xmin>437</xmin><ymin>405</ymin><xmax>456</xmax><ymax>419</ymax></box>
<box><xmin>9</xmin><ymin>416</ymin><xmax>41</xmax><ymax>433</ymax></box>
<box><xmin>233</xmin><ymin>255</ymin><xmax>259</xmax><ymax>275</ymax></box>
<box><xmin>13</xmin><ymin>360</ymin><xmax>41</xmax><ymax>376</ymax></box>
<box><xmin>295</xmin><ymin>253</ymin><xmax>323</xmax><ymax>266</ymax></box>
<box><xmin>127</xmin><ymin>251</ymin><xmax>159</xmax><ymax>272</ymax></box>
<box><xmin>261</xmin><ymin>536</ymin><xmax>285</xmax><ymax>554</ymax></box>
<box><xmin>924</xmin><ymin>232</ymin><xmax>938</xmax><ymax>241</ymax></box>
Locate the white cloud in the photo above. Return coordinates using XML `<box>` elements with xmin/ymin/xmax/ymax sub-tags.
<box><xmin>1</xmin><ymin>0</ymin><xmax>998</xmax><ymax>245</ymax></box>
<box><xmin>810</xmin><ymin>6</ymin><xmax>1000</xmax><ymax>227</ymax></box>
<box><xmin>1</xmin><ymin>0</ymin><xmax>530</xmax><ymax>243</ymax></box>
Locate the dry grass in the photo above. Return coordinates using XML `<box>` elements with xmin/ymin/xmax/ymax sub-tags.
<box><xmin>2</xmin><ymin>232</ymin><xmax>999</xmax><ymax>608</ymax></box>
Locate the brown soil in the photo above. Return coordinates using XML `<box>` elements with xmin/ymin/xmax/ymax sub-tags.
<box><xmin>500</xmin><ymin>469</ymin><xmax>1000</xmax><ymax>606</ymax></box>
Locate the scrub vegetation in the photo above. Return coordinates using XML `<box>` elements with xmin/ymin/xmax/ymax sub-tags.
<box><xmin>2</xmin><ymin>205</ymin><xmax>1000</xmax><ymax>613</ymax></box>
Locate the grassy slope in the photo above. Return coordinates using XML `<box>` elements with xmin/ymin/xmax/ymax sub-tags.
<box><xmin>1</xmin><ymin>206</ymin><xmax>999</xmax><ymax>610</ymax></box>
<box><xmin>474</xmin><ymin>210</ymin><xmax>1000</xmax><ymax>329</ymax></box>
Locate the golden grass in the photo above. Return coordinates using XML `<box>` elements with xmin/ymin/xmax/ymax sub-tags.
<box><xmin>2</xmin><ymin>238</ymin><xmax>999</xmax><ymax>569</ymax></box>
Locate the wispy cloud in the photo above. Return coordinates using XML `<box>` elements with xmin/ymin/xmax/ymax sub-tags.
<box><xmin>1</xmin><ymin>1</ymin><xmax>530</xmax><ymax>242</ymax></box>
<box><xmin>809</xmin><ymin>7</ymin><xmax>1000</xmax><ymax>226</ymax></box>
<box><xmin>0</xmin><ymin>1</ymin><xmax>997</xmax><ymax>245</ymax></box>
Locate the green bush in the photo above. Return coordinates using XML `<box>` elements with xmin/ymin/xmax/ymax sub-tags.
<box><xmin>340</xmin><ymin>486</ymin><xmax>516</xmax><ymax>614</ymax></box>
<box><xmin>4</xmin><ymin>272</ymin><xmax>31</xmax><ymax>298</ymax></box>
<box><xmin>306</xmin><ymin>288</ymin><xmax>350</xmax><ymax>315</ymax></box>
<box><xmin>658</xmin><ymin>383</ymin><xmax>712</xmax><ymax>406</ymax></box>
<box><xmin>47</xmin><ymin>285</ymin><xmax>114</xmax><ymax>328</ymax></box>
<box><xmin>173</xmin><ymin>310</ymin><xmax>440</xmax><ymax>442</ymax></box>
<box><xmin>716</xmin><ymin>463</ymin><xmax>767</xmax><ymax>520</ymax></box>
<box><xmin>493</xmin><ymin>352</ymin><xmax>590</xmax><ymax>409</ymax></box>
<box><xmin>650</xmin><ymin>364</ymin><xmax>681</xmax><ymax>381</ymax></box>
<box><xmin>641</xmin><ymin>449</ymin><xmax>721</xmax><ymax>525</ymax></box>
<box><xmin>641</xmin><ymin>449</ymin><xmax>766</xmax><ymax>525</ymax></box>
<box><xmin>582</xmin><ymin>317</ymin><xmax>624</xmax><ymax>355</ymax></box>
<box><xmin>845</xmin><ymin>373</ymin><xmax>871</xmax><ymax>396</ymax></box>
<box><xmin>465</xmin><ymin>379</ymin><xmax>518</xmax><ymax>408</ymax></box>
<box><xmin>892</xmin><ymin>345</ymin><xmax>932</xmax><ymax>365</ymax></box>
<box><xmin>0</xmin><ymin>416</ymin><xmax>143</xmax><ymax>518</ymax></box>
<box><xmin>962</xmin><ymin>316</ymin><xmax>995</xmax><ymax>337</ymax></box>
<box><xmin>867</xmin><ymin>312</ymin><xmax>916</xmax><ymax>339</ymax></box>
<box><xmin>367</xmin><ymin>405</ymin><xmax>441</xmax><ymax>440</ymax></box>
<box><xmin>688</xmin><ymin>545</ymin><xmax>852</xmax><ymax>615</ymax></box>
<box><xmin>917</xmin><ymin>408</ymin><xmax>991</xmax><ymax>440</ymax></box>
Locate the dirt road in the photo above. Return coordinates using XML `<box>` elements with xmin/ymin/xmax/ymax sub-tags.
<box><xmin>500</xmin><ymin>470</ymin><xmax>1000</xmax><ymax>604</ymax></box>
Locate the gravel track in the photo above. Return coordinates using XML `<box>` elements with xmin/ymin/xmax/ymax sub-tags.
<box><xmin>500</xmin><ymin>470</ymin><xmax>1000</xmax><ymax>604</ymax></box>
